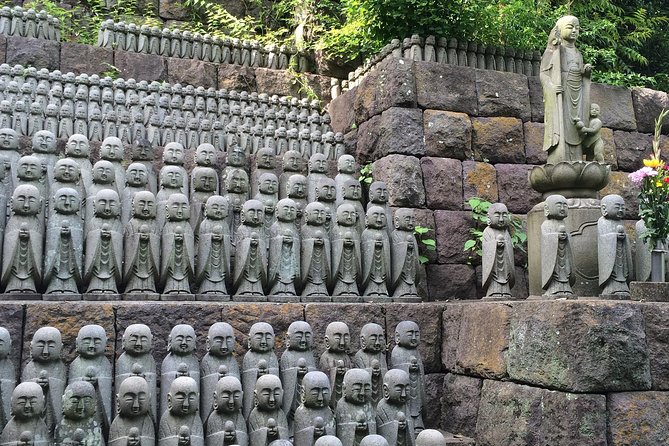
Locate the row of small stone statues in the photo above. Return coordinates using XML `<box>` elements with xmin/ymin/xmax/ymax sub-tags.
<box><xmin>348</xmin><ymin>34</ymin><xmax>541</xmax><ymax>87</ymax></box>
<box><xmin>482</xmin><ymin>194</ymin><xmax>638</xmax><ymax>299</ymax></box>
<box><xmin>0</xmin><ymin>319</ymin><xmax>429</xmax><ymax>446</ymax></box>
<box><xmin>0</xmin><ymin>6</ymin><xmax>60</xmax><ymax>41</ymax></box>
<box><xmin>97</xmin><ymin>20</ymin><xmax>311</xmax><ymax>73</ymax></box>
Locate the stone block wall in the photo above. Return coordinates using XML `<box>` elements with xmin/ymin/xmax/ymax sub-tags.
<box><xmin>328</xmin><ymin>57</ymin><xmax>669</xmax><ymax>299</ymax></box>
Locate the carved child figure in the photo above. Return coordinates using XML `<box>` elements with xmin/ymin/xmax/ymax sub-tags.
<box><xmin>390</xmin><ymin>209</ymin><xmax>421</xmax><ymax>301</ymax></box>
<box><xmin>280</xmin><ymin>321</ymin><xmax>317</xmax><ymax>430</ymax></box>
<box><xmin>242</xmin><ymin>323</ymin><xmax>279</xmax><ymax>418</ymax></box>
<box><xmin>268</xmin><ymin>199</ymin><xmax>301</xmax><ymax>298</ymax></box>
<box><xmin>300</xmin><ymin>202</ymin><xmax>331</xmax><ymax>300</ymax></box>
<box><xmin>376</xmin><ymin>369</ymin><xmax>415</xmax><ymax>446</ymax></box>
<box><xmin>319</xmin><ymin>322</ymin><xmax>352</xmax><ymax>410</ymax></box>
<box><xmin>109</xmin><ymin>376</ymin><xmax>155</xmax><ymax>446</ymax></box>
<box><xmin>361</xmin><ymin>206</ymin><xmax>391</xmax><ymax>300</ymax></box>
<box><xmin>201</xmin><ymin>323</ymin><xmax>239</xmax><ymax>422</ymax></box>
<box><xmin>115</xmin><ymin>324</ymin><xmax>157</xmax><ymax>422</ymax></box>
<box><xmin>247</xmin><ymin>375</ymin><xmax>289</xmax><ymax>446</ymax></box>
<box><xmin>54</xmin><ymin>381</ymin><xmax>105</xmax><ymax>446</ymax></box>
<box><xmin>598</xmin><ymin>194</ymin><xmax>633</xmax><ymax>296</ymax></box>
<box><xmin>161</xmin><ymin>194</ymin><xmax>195</xmax><ymax>296</ymax></box>
<box><xmin>0</xmin><ymin>382</ymin><xmax>50</xmax><ymax>446</ymax></box>
<box><xmin>541</xmin><ymin>195</ymin><xmax>575</xmax><ymax>297</ymax></box>
<box><xmin>196</xmin><ymin>196</ymin><xmax>232</xmax><ymax>298</ymax></box>
<box><xmin>575</xmin><ymin>103</ymin><xmax>604</xmax><ymax>162</ymax></box>
<box><xmin>481</xmin><ymin>203</ymin><xmax>515</xmax><ymax>298</ymax></box>
<box><xmin>331</xmin><ymin>204</ymin><xmax>362</xmax><ymax>299</ymax></box>
<box><xmin>233</xmin><ymin>200</ymin><xmax>268</xmax><ymax>298</ymax></box>
<box><xmin>124</xmin><ymin>191</ymin><xmax>160</xmax><ymax>295</ymax></box>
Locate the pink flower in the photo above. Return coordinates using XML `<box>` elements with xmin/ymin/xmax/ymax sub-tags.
<box><xmin>629</xmin><ymin>166</ymin><xmax>658</xmax><ymax>184</ymax></box>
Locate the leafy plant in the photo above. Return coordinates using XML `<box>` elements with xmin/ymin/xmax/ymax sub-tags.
<box><xmin>358</xmin><ymin>163</ymin><xmax>373</xmax><ymax>185</ymax></box>
<box><xmin>414</xmin><ymin>225</ymin><xmax>436</xmax><ymax>264</ymax></box>
<box><xmin>100</xmin><ymin>62</ymin><xmax>121</xmax><ymax>80</ymax></box>
<box><xmin>463</xmin><ymin>197</ymin><xmax>527</xmax><ymax>263</ymax></box>
<box><xmin>286</xmin><ymin>67</ymin><xmax>319</xmax><ymax>101</ymax></box>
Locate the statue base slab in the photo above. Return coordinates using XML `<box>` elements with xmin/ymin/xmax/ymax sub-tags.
<box><xmin>0</xmin><ymin>292</ymin><xmax>41</xmax><ymax>300</ymax></box>
<box><xmin>160</xmin><ymin>293</ymin><xmax>195</xmax><ymax>301</ymax></box>
<box><xmin>42</xmin><ymin>293</ymin><xmax>82</xmax><ymax>301</ymax></box>
<box><xmin>599</xmin><ymin>292</ymin><xmax>633</xmax><ymax>301</ymax></box>
<box><xmin>196</xmin><ymin>293</ymin><xmax>231</xmax><ymax>302</ymax></box>
<box><xmin>300</xmin><ymin>295</ymin><xmax>331</xmax><ymax>302</ymax></box>
<box><xmin>123</xmin><ymin>292</ymin><xmax>160</xmax><ymax>301</ymax></box>
<box><xmin>83</xmin><ymin>293</ymin><xmax>121</xmax><ymax>301</ymax></box>
<box><xmin>267</xmin><ymin>294</ymin><xmax>300</xmax><ymax>302</ymax></box>
<box><xmin>482</xmin><ymin>295</ymin><xmax>524</xmax><ymax>301</ymax></box>
<box><xmin>332</xmin><ymin>295</ymin><xmax>363</xmax><ymax>303</ymax></box>
<box><xmin>528</xmin><ymin>198</ymin><xmax>602</xmax><ymax>297</ymax></box>
<box><xmin>393</xmin><ymin>295</ymin><xmax>422</xmax><ymax>303</ymax></box>
<box><xmin>528</xmin><ymin>293</ymin><xmax>577</xmax><ymax>300</ymax></box>
<box><xmin>232</xmin><ymin>294</ymin><xmax>266</xmax><ymax>302</ymax></box>
<box><xmin>363</xmin><ymin>295</ymin><xmax>392</xmax><ymax>303</ymax></box>
<box><xmin>630</xmin><ymin>282</ymin><xmax>669</xmax><ymax>301</ymax></box>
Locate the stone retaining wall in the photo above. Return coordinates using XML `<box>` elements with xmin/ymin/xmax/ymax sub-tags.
<box><xmin>328</xmin><ymin>57</ymin><xmax>669</xmax><ymax>299</ymax></box>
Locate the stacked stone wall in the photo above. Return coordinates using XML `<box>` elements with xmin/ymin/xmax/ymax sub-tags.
<box><xmin>328</xmin><ymin>57</ymin><xmax>669</xmax><ymax>300</ymax></box>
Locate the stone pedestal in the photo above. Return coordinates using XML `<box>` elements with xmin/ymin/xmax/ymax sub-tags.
<box><xmin>528</xmin><ymin>198</ymin><xmax>601</xmax><ymax>297</ymax></box>
<box><xmin>630</xmin><ymin>281</ymin><xmax>669</xmax><ymax>302</ymax></box>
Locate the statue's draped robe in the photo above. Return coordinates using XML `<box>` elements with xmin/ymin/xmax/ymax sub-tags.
<box><xmin>390</xmin><ymin>347</ymin><xmax>425</xmax><ymax>430</ymax></box>
<box><xmin>598</xmin><ymin>218</ymin><xmax>633</xmax><ymax>294</ymax></box>
<box><xmin>160</xmin><ymin>221</ymin><xmax>195</xmax><ymax>294</ymax></box>
<box><xmin>293</xmin><ymin>405</ymin><xmax>335</xmax><ymax>446</ymax></box>
<box><xmin>247</xmin><ymin>408</ymin><xmax>289</xmax><ymax>446</ymax></box>
<box><xmin>541</xmin><ymin>219</ymin><xmax>575</xmax><ymax>295</ymax></box>
<box><xmin>124</xmin><ymin>218</ymin><xmax>160</xmax><ymax>293</ymax></box>
<box><xmin>158</xmin><ymin>412</ymin><xmax>204</xmax><ymax>446</ymax></box>
<box><xmin>361</xmin><ymin>228</ymin><xmax>391</xmax><ymax>297</ymax></box>
<box><xmin>84</xmin><ymin>217</ymin><xmax>123</xmax><ymax>294</ymax></box>
<box><xmin>44</xmin><ymin>212</ymin><xmax>83</xmax><ymax>294</ymax></box>
<box><xmin>481</xmin><ymin>227</ymin><xmax>515</xmax><ymax>296</ymax></box>
<box><xmin>2</xmin><ymin>214</ymin><xmax>43</xmax><ymax>292</ymax></box>
<box><xmin>334</xmin><ymin>399</ymin><xmax>376</xmax><ymax>446</ymax></box>
<box><xmin>196</xmin><ymin>219</ymin><xmax>232</xmax><ymax>295</ymax></box>
<box><xmin>279</xmin><ymin>349</ymin><xmax>317</xmax><ymax>430</ymax></box>
<box><xmin>300</xmin><ymin>224</ymin><xmax>331</xmax><ymax>297</ymax></box>
<box><xmin>205</xmin><ymin>410</ymin><xmax>248</xmax><ymax>446</ymax></box>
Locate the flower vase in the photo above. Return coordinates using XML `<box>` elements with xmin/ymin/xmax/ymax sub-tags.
<box><xmin>651</xmin><ymin>240</ymin><xmax>666</xmax><ymax>282</ymax></box>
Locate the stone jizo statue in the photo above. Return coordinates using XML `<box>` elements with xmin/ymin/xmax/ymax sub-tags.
<box><xmin>109</xmin><ymin>376</ymin><xmax>155</xmax><ymax>446</ymax></box>
<box><xmin>541</xmin><ymin>195</ymin><xmax>575</xmax><ymax>297</ymax></box>
<box><xmin>375</xmin><ymin>369</ymin><xmax>414</xmax><ymax>446</ymax></box>
<box><xmin>115</xmin><ymin>324</ymin><xmax>157</xmax><ymax>422</ymax></box>
<box><xmin>158</xmin><ymin>377</ymin><xmax>204</xmax><ymax>446</ymax></box>
<box><xmin>268</xmin><ymin>198</ymin><xmax>301</xmax><ymax>298</ymax></box>
<box><xmin>390</xmin><ymin>209</ymin><xmax>421</xmax><ymax>301</ymax></box>
<box><xmin>319</xmin><ymin>322</ymin><xmax>352</xmax><ymax>410</ymax></box>
<box><xmin>201</xmin><ymin>322</ymin><xmax>239</xmax><ymax>422</ymax></box>
<box><xmin>247</xmin><ymin>375</ymin><xmax>289</xmax><ymax>446</ymax></box>
<box><xmin>242</xmin><ymin>323</ymin><xmax>279</xmax><ymax>418</ymax></box>
<box><xmin>205</xmin><ymin>376</ymin><xmax>247</xmax><ymax>446</ymax></box>
<box><xmin>334</xmin><ymin>369</ymin><xmax>376</xmax><ymax>446</ymax></box>
<box><xmin>389</xmin><ymin>322</ymin><xmax>424</xmax><ymax>431</ymax></box>
<box><xmin>0</xmin><ymin>327</ymin><xmax>14</xmax><ymax>432</ymax></box>
<box><xmin>361</xmin><ymin>206</ymin><xmax>391</xmax><ymax>299</ymax></box>
<box><xmin>0</xmin><ymin>382</ymin><xmax>50</xmax><ymax>446</ymax></box>
<box><xmin>54</xmin><ymin>381</ymin><xmax>104</xmax><ymax>446</ymax></box>
<box><xmin>481</xmin><ymin>203</ymin><xmax>515</xmax><ymax>298</ymax></box>
<box><xmin>161</xmin><ymin>194</ymin><xmax>195</xmax><ymax>296</ymax></box>
<box><xmin>196</xmin><ymin>196</ymin><xmax>232</xmax><ymax>298</ymax></box>
<box><xmin>293</xmin><ymin>371</ymin><xmax>335</xmax><ymax>446</ymax></box>
<box><xmin>353</xmin><ymin>323</ymin><xmax>387</xmax><ymax>406</ymax></box>
<box><xmin>234</xmin><ymin>200</ymin><xmax>268</xmax><ymax>298</ymax></box>
<box><xmin>598</xmin><ymin>194</ymin><xmax>633</xmax><ymax>296</ymax></box>
<box><xmin>161</xmin><ymin>325</ymin><xmax>200</xmax><ymax>418</ymax></box>
<box><xmin>124</xmin><ymin>191</ymin><xmax>160</xmax><ymax>295</ymax></box>
<box><xmin>300</xmin><ymin>202</ymin><xmax>331</xmax><ymax>300</ymax></box>
<box><xmin>331</xmin><ymin>204</ymin><xmax>362</xmax><ymax>299</ymax></box>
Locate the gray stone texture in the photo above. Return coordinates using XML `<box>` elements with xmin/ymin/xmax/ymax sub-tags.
<box><xmin>159</xmin><ymin>0</ymin><xmax>188</xmax><ymax>19</ymax></box>
<box><xmin>608</xmin><ymin>391</ymin><xmax>669</xmax><ymax>446</ymax></box>
<box><xmin>528</xmin><ymin>76</ymin><xmax>545</xmax><ymax>123</ymax></box>
<box><xmin>433</xmin><ymin>210</ymin><xmax>472</xmax><ymax>264</ymax></box>
<box><xmin>114</xmin><ymin>50</ymin><xmax>167</xmax><ymax>82</ymax></box>
<box><xmin>6</xmin><ymin>36</ymin><xmax>60</xmax><ymax>71</ymax></box>
<box><xmin>354</xmin><ymin>57</ymin><xmax>416</xmax><ymax>123</ymax></box>
<box><xmin>328</xmin><ymin>87</ymin><xmax>356</xmax><ymax>134</ymax></box>
<box><xmin>376</xmin><ymin>107</ymin><xmax>424</xmax><ymax>158</ymax></box>
<box><xmin>590</xmin><ymin>83</ymin><xmax>637</xmax><ymax>131</ymax></box>
<box><xmin>60</xmin><ymin>43</ymin><xmax>113</xmax><ymax>75</ymax></box>
<box><xmin>424</xmin><ymin>374</ymin><xmax>444</xmax><ymax>429</ymax></box>
<box><xmin>441</xmin><ymin>373</ymin><xmax>482</xmax><ymax>438</ymax></box>
<box><xmin>217</xmin><ymin>64</ymin><xmax>257</xmax><ymax>91</ymax></box>
<box><xmin>254</xmin><ymin>68</ymin><xmax>300</xmax><ymax>97</ymax></box>
<box><xmin>495</xmin><ymin>163</ymin><xmax>542</xmax><ymax>213</ymax></box>
<box><xmin>305</xmin><ymin>74</ymin><xmax>333</xmax><ymax>102</ymax></box>
<box><xmin>614</xmin><ymin>130</ymin><xmax>654</xmax><ymax>172</ymax></box>
<box><xmin>355</xmin><ymin>114</ymin><xmax>381</xmax><ymax>163</ymax></box>
<box><xmin>631</xmin><ymin>87</ymin><xmax>669</xmax><ymax>134</ymax></box>
<box><xmin>415</xmin><ymin>62</ymin><xmax>478</xmax><ymax>115</ymax></box>
<box><xmin>523</xmin><ymin>121</ymin><xmax>546</xmax><ymax>165</ymax></box>
<box><xmin>167</xmin><ymin>57</ymin><xmax>217</xmax><ymax>88</ymax></box>
<box><xmin>427</xmin><ymin>264</ymin><xmax>477</xmax><ymax>301</ymax></box>
<box><xmin>475</xmin><ymin>69</ymin><xmax>531</xmax><ymax>121</ymax></box>
<box><xmin>423</xmin><ymin>110</ymin><xmax>472</xmax><ymax>159</ymax></box>
<box><xmin>0</xmin><ymin>36</ymin><xmax>7</xmax><ymax>64</ymax></box>
<box><xmin>472</xmin><ymin>117</ymin><xmax>525</xmax><ymax>164</ymax></box>
<box><xmin>601</xmin><ymin>171</ymin><xmax>639</xmax><ymax>220</ymax></box>
<box><xmin>0</xmin><ymin>304</ymin><xmax>24</xmax><ymax>378</ymax></box>
<box><xmin>372</xmin><ymin>154</ymin><xmax>425</xmax><ymax>207</ymax></box>
<box><xmin>420</xmin><ymin>157</ymin><xmax>463</xmax><ymax>210</ymax></box>
<box><xmin>641</xmin><ymin>303</ymin><xmax>669</xmax><ymax>390</ymax></box>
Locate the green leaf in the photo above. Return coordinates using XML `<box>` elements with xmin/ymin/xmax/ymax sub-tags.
<box><xmin>463</xmin><ymin>239</ymin><xmax>477</xmax><ymax>251</ymax></box>
<box><xmin>422</xmin><ymin>239</ymin><xmax>436</xmax><ymax>248</ymax></box>
<box><xmin>414</xmin><ymin>226</ymin><xmax>429</xmax><ymax>235</ymax></box>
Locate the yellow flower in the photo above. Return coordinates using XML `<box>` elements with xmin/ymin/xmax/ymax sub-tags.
<box><xmin>644</xmin><ymin>157</ymin><xmax>664</xmax><ymax>168</ymax></box>
<box><xmin>657</xmin><ymin>181</ymin><xmax>663</xmax><ymax>188</ymax></box>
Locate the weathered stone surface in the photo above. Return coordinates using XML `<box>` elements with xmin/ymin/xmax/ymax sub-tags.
<box><xmin>462</xmin><ymin>161</ymin><xmax>498</xmax><ymax>205</ymax></box>
<box><xmin>495</xmin><ymin>164</ymin><xmax>542</xmax><ymax>213</ymax></box>
<box><xmin>344</xmin><ymin>128</ymin><xmax>357</xmax><ymax>157</ymax></box>
<box><xmin>217</xmin><ymin>64</ymin><xmax>257</xmax><ymax>91</ymax></box>
<box><xmin>631</xmin><ymin>87</ymin><xmax>669</xmax><ymax>134</ymax></box>
<box><xmin>385</xmin><ymin>303</ymin><xmax>446</xmax><ymax>373</ymax></box>
<box><xmin>159</xmin><ymin>0</ymin><xmax>188</xmax><ymax>19</ymax></box>
<box><xmin>442</xmin><ymin>305</ymin><xmax>463</xmax><ymax>371</ymax></box>
<box><xmin>472</xmin><ymin>117</ymin><xmax>525</xmax><ymax>164</ymax></box>
<box><xmin>254</xmin><ymin>68</ymin><xmax>299</xmax><ymax>97</ymax></box>
<box><xmin>328</xmin><ymin>87</ymin><xmax>356</xmax><ymax>134</ymax></box>
<box><xmin>423</xmin><ymin>110</ymin><xmax>472</xmax><ymax>159</ymax></box>
<box><xmin>424</xmin><ymin>373</ymin><xmax>445</xmax><ymax>429</ymax></box>
<box><xmin>427</xmin><ymin>264</ymin><xmax>477</xmax><ymax>301</ymax></box>
<box><xmin>0</xmin><ymin>304</ymin><xmax>24</xmax><ymax>377</ymax></box>
<box><xmin>6</xmin><ymin>36</ymin><xmax>59</xmax><ymax>71</ymax></box>
<box><xmin>434</xmin><ymin>210</ymin><xmax>472</xmax><ymax>264</ymax></box>
<box><xmin>305</xmin><ymin>74</ymin><xmax>333</xmax><ymax>102</ymax></box>
<box><xmin>167</xmin><ymin>57</ymin><xmax>217</xmax><ymax>88</ymax></box>
<box><xmin>600</xmin><ymin>127</ymin><xmax>618</xmax><ymax>169</ymax></box>
<box><xmin>421</xmin><ymin>157</ymin><xmax>463</xmax><ymax>210</ymax></box>
<box><xmin>507</xmin><ymin>301</ymin><xmax>652</xmax><ymax>392</ymax></box>
<box><xmin>23</xmin><ymin>302</ymin><xmax>115</xmax><ymax>365</ymax></box>
<box><xmin>600</xmin><ymin>171</ymin><xmax>639</xmax><ymax>220</ymax></box>
<box><xmin>0</xmin><ymin>36</ymin><xmax>6</xmax><ymax>64</ymax></box>
<box><xmin>528</xmin><ymin>76</ymin><xmax>544</xmax><ymax>123</ymax></box>
<box><xmin>475</xmin><ymin>380</ymin><xmax>607</xmax><ymax>446</ymax></box>
<box><xmin>441</xmin><ymin>373</ymin><xmax>482</xmax><ymax>437</ymax></box>
<box><xmin>372</xmin><ymin>155</ymin><xmax>425</xmax><ymax>207</ymax></box>
<box><xmin>614</xmin><ymin>130</ymin><xmax>654</xmax><ymax>172</ymax></box>
<box><xmin>115</xmin><ymin>50</ymin><xmax>167</xmax><ymax>81</ymax></box>
<box><xmin>376</xmin><ymin>107</ymin><xmax>424</xmax><ymax>158</ymax></box>
<box><xmin>354</xmin><ymin>57</ymin><xmax>416</xmax><ymax>123</ymax></box>
<box><xmin>61</xmin><ymin>43</ymin><xmax>113</xmax><ymax>75</ymax></box>
<box><xmin>455</xmin><ymin>303</ymin><xmax>510</xmax><ymax>379</ymax></box>
<box><xmin>415</xmin><ymin>62</ymin><xmax>477</xmax><ymax>115</ymax></box>
<box><xmin>356</xmin><ymin>114</ymin><xmax>381</xmax><ymax>163</ymax></box>
<box><xmin>640</xmin><ymin>303</ymin><xmax>669</xmax><ymax>389</ymax></box>
<box><xmin>305</xmin><ymin>303</ymin><xmax>384</xmax><ymax>358</ymax></box>
<box><xmin>608</xmin><ymin>391</ymin><xmax>669</xmax><ymax>446</ymax></box>
<box><xmin>475</xmin><ymin>70</ymin><xmax>531</xmax><ymax>121</ymax></box>
<box><xmin>523</xmin><ymin>121</ymin><xmax>546</xmax><ymax>165</ymax></box>
<box><xmin>512</xmin><ymin>267</ymin><xmax>529</xmax><ymax>300</ymax></box>
<box><xmin>590</xmin><ymin>83</ymin><xmax>637</xmax><ymax>131</ymax></box>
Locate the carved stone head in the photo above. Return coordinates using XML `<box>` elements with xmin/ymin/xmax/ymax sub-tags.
<box><xmin>342</xmin><ymin>368</ymin><xmax>371</xmax><ymax>405</ymax></box>
<box><xmin>247</xmin><ymin>322</ymin><xmax>275</xmax><ymax>353</ymax></box>
<box><xmin>0</xmin><ymin>327</ymin><xmax>10</xmax><ymax>359</ymax></box>
<box><xmin>168</xmin><ymin>324</ymin><xmax>196</xmax><ymax>355</ymax></box>
<box><xmin>305</xmin><ymin>202</ymin><xmax>327</xmax><ymax>226</ymax></box>
<box><xmin>324</xmin><ymin>322</ymin><xmax>350</xmax><ymax>353</ymax></box>
<box><xmin>337</xmin><ymin>155</ymin><xmax>355</xmax><ymax>175</ymax></box>
<box><xmin>394</xmin><ymin>321</ymin><xmax>420</xmax><ymax>349</ymax></box>
<box><xmin>382</xmin><ymin>368</ymin><xmax>409</xmax><ymax>405</ymax></box>
<box><xmin>487</xmin><ymin>203</ymin><xmax>509</xmax><ymax>229</ymax></box>
<box><xmin>368</xmin><ymin>182</ymin><xmax>388</xmax><ymax>204</ymax></box>
<box><xmin>11</xmin><ymin>184</ymin><xmax>41</xmax><ymax>216</ymax></box>
<box><xmin>53</xmin><ymin>187</ymin><xmax>80</xmax><ymax>215</ymax></box>
<box><xmin>601</xmin><ymin>194</ymin><xmax>625</xmax><ymax>220</ymax></box>
<box><xmin>207</xmin><ymin>322</ymin><xmax>235</xmax><ymax>357</ymax></box>
<box><xmin>254</xmin><ymin>374</ymin><xmax>283</xmax><ymax>411</ymax></box>
<box><xmin>92</xmin><ymin>160</ymin><xmax>114</xmax><ymax>185</ymax></box>
<box><xmin>126</xmin><ymin>163</ymin><xmax>149</xmax><ymax>188</ymax></box>
<box><xmin>366</xmin><ymin>206</ymin><xmax>387</xmax><ymax>230</ymax></box>
<box><xmin>394</xmin><ymin>208</ymin><xmax>415</xmax><ymax>231</ymax></box>
<box><xmin>544</xmin><ymin>194</ymin><xmax>568</xmax><ymax>220</ymax></box>
<box><xmin>204</xmin><ymin>196</ymin><xmax>228</xmax><ymax>221</ymax></box>
<box><xmin>30</xmin><ymin>327</ymin><xmax>62</xmax><ymax>363</ymax></box>
<box><xmin>167</xmin><ymin>376</ymin><xmax>199</xmax><ymax>415</ymax></box>
<box><xmin>336</xmin><ymin>204</ymin><xmax>356</xmax><ymax>227</ymax></box>
<box><xmin>0</xmin><ymin>128</ymin><xmax>18</xmax><ymax>150</ymax></box>
<box><xmin>11</xmin><ymin>382</ymin><xmax>45</xmax><ymax>421</ymax></box>
<box><xmin>62</xmin><ymin>381</ymin><xmax>96</xmax><ymax>421</ymax></box>
<box><xmin>163</xmin><ymin>142</ymin><xmax>185</xmax><ymax>165</ymax></box>
<box><xmin>122</xmin><ymin>324</ymin><xmax>153</xmax><ymax>356</ymax></box>
<box><xmin>286</xmin><ymin>321</ymin><xmax>312</xmax><ymax>352</ymax></box>
<box><xmin>275</xmin><ymin>198</ymin><xmax>297</xmax><ymax>223</ymax></box>
<box><xmin>301</xmin><ymin>371</ymin><xmax>330</xmax><ymax>408</ymax></box>
<box><xmin>32</xmin><ymin>130</ymin><xmax>56</xmax><ymax>154</ymax></box>
<box><xmin>213</xmin><ymin>375</ymin><xmax>242</xmax><ymax>414</ymax></box>
<box><xmin>76</xmin><ymin>324</ymin><xmax>107</xmax><ymax>359</ymax></box>
<box><xmin>195</xmin><ymin>143</ymin><xmax>216</xmax><ymax>167</ymax></box>
<box><xmin>360</xmin><ymin>323</ymin><xmax>385</xmax><ymax>354</ymax></box>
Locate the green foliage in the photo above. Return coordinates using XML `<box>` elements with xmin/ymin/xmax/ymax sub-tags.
<box><xmin>358</xmin><ymin>163</ymin><xmax>373</xmax><ymax>185</ymax></box>
<box><xmin>414</xmin><ymin>225</ymin><xmax>436</xmax><ymax>264</ymax></box>
<box><xmin>463</xmin><ymin>197</ymin><xmax>527</xmax><ymax>263</ymax></box>
<box><xmin>285</xmin><ymin>67</ymin><xmax>319</xmax><ymax>101</ymax></box>
<box><xmin>100</xmin><ymin>62</ymin><xmax>121</xmax><ymax>79</ymax></box>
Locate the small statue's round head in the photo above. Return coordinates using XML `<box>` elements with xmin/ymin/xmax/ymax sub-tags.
<box><xmin>18</xmin><ymin>431</ymin><xmax>32</xmax><ymax>446</ymax></box>
<box><xmin>394</xmin><ymin>208</ymin><xmax>415</xmax><ymax>231</ymax></box>
<box><xmin>282</xmin><ymin>150</ymin><xmax>301</xmax><ymax>171</ymax></box>
<box><xmin>254</xmin><ymin>374</ymin><xmax>283</xmax><ymax>411</ymax></box>
<box><xmin>30</xmin><ymin>327</ymin><xmax>62</xmax><ymax>363</ymax></box>
<box><xmin>342</xmin><ymin>368</ymin><xmax>371</xmax><ymax>404</ymax></box>
<box><xmin>163</xmin><ymin>142</ymin><xmax>185</xmax><ymax>165</ymax></box>
<box><xmin>0</xmin><ymin>128</ymin><xmax>18</xmax><ymax>150</ymax></box>
<box><xmin>0</xmin><ymin>327</ymin><xmax>10</xmax><ymax>359</ymax></box>
<box><xmin>130</xmin><ymin>137</ymin><xmax>152</xmax><ymax>161</ymax></box>
<box><xmin>544</xmin><ymin>194</ymin><xmax>568</xmax><ymax>220</ymax></box>
<box><xmin>395</xmin><ymin>321</ymin><xmax>420</xmax><ymax>349</ymax></box>
<box><xmin>207</xmin><ymin>322</ymin><xmax>235</xmax><ymax>357</ymax></box>
<box><xmin>487</xmin><ymin>203</ymin><xmax>510</xmax><ymax>229</ymax></box>
<box><xmin>53</xmin><ymin>187</ymin><xmax>80</xmax><ymax>215</ymax></box>
<box><xmin>11</xmin><ymin>382</ymin><xmax>45</xmax><ymax>421</ymax></box>
<box><xmin>360</xmin><ymin>435</ymin><xmax>389</xmax><ymax>446</ymax></box>
<box><xmin>167</xmin><ymin>376</ymin><xmax>199</xmax><ymax>415</ymax></box>
<box><xmin>17</xmin><ymin>156</ymin><xmax>42</xmax><ymax>181</ymax></box>
<box><xmin>241</xmin><ymin>199</ymin><xmax>264</xmax><ymax>227</ymax></box>
<box><xmin>256</xmin><ymin>147</ymin><xmax>276</xmax><ymax>169</ymax></box>
<box><xmin>324</xmin><ymin>322</ymin><xmax>350</xmax><ymax>353</ymax></box>
<box><xmin>301</xmin><ymin>371</ymin><xmax>330</xmax><ymax>408</ymax></box>
<box><xmin>100</xmin><ymin>136</ymin><xmax>124</xmax><ymax>161</ymax></box>
<box><xmin>316</xmin><ymin>178</ymin><xmax>336</xmax><ymax>202</ymax></box>
<box><xmin>226</xmin><ymin>147</ymin><xmax>246</xmax><ymax>168</ymax></box>
<box><xmin>126</xmin><ymin>162</ymin><xmax>149</xmax><ymax>187</ymax></box>
<box><xmin>287</xmin><ymin>175</ymin><xmax>307</xmax><ymax>199</ymax></box>
<box><xmin>360</xmin><ymin>323</ymin><xmax>385</xmax><ymax>354</ymax></box>
<box><xmin>92</xmin><ymin>160</ymin><xmax>114</xmax><ymax>184</ymax></box>
<box><xmin>11</xmin><ymin>184</ymin><xmax>41</xmax><ymax>216</ymax></box>
<box><xmin>168</xmin><ymin>324</ymin><xmax>196</xmax><ymax>355</ymax></box>
<box><xmin>382</xmin><ymin>368</ymin><xmax>409</xmax><ymax>404</ymax></box>
<box><xmin>225</xmin><ymin>169</ymin><xmax>249</xmax><ymax>194</ymax></box>
<box><xmin>556</xmin><ymin>15</ymin><xmax>580</xmax><ymax>44</ymax></box>
<box><xmin>117</xmin><ymin>375</ymin><xmax>150</xmax><ymax>417</ymax></box>
<box><xmin>32</xmin><ymin>130</ymin><xmax>56</xmax><ymax>154</ymax></box>
<box><xmin>601</xmin><ymin>194</ymin><xmax>625</xmax><ymax>220</ymax></box>
<box><xmin>336</xmin><ymin>204</ymin><xmax>357</xmax><ymax>227</ymax></box>
<box><xmin>160</xmin><ymin>165</ymin><xmax>183</xmax><ymax>189</ymax></box>
<box><xmin>342</xmin><ymin>179</ymin><xmax>362</xmax><ymax>201</ymax></box>
<box><xmin>166</xmin><ymin>193</ymin><xmax>190</xmax><ymax>222</ymax></box>
<box><xmin>276</xmin><ymin>198</ymin><xmax>297</xmax><ymax>223</ymax></box>
<box><xmin>213</xmin><ymin>375</ymin><xmax>242</xmax><ymax>414</ymax></box>
<box><xmin>247</xmin><ymin>322</ymin><xmax>275</xmax><ymax>353</ymax></box>
<box><xmin>76</xmin><ymin>324</ymin><xmax>107</xmax><ymax>358</ymax></box>
<box><xmin>366</xmin><ymin>206</ymin><xmax>387</xmax><ymax>230</ymax></box>
<box><xmin>286</xmin><ymin>321</ymin><xmax>312</xmax><ymax>352</ymax></box>
<box><xmin>315</xmin><ymin>436</ymin><xmax>343</xmax><ymax>446</ymax></box>
<box><xmin>590</xmin><ymin>103</ymin><xmax>600</xmax><ymax>118</ymax></box>
<box><xmin>195</xmin><ymin>143</ymin><xmax>216</xmax><ymax>167</ymax></box>
<box><xmin>62</xmin><ymin>381</ymin><xmax>96</xmax><ymax>421</ymax></box>
<box><xmin>369</xmin><ymin>181</ymin><xmax>388</xmax><ymax>204</ymax></box>
<box><xmin>93</xmin><ymin>189</ymin><xmax>120</xmax><ymax>218</ymax></box>
<box><xmin>305</xmin><ymin>202</ymin><xmax>327</xmax><ymax>226</ymax></box>
<box><xmin>258</xmin><ymin>173</ymin><xmax>279</xmax><ymax>195</ymax></box>
<box><xmin>122</xmin><ymin>324</ymin><xmax>153</xmax><ymax>356</ymax></box>
<box><xmin>193</xmin><ymin>167</ymin><xmax>218</xmax><ymax>193</ymax></box>
<box><xmin>337</xmin><ymin>155</ymin><xmax>355</xmax><ymax>174</ymax></box>
<box><xmin>308</xmin><ymin>153</ymin><xmax>327</xmax><ymax>174</ymax></box>
<box><xmin>205</xmin><ymin>195</ymin><xmax>229</xmax><ymax>221</ymax></box>
<box><xmin>415</xmin><ymin>430</ymin><xmax>447</xmax><ymax>446</ymax></box>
